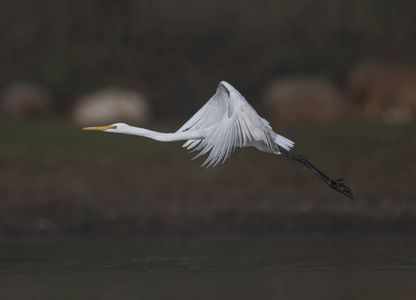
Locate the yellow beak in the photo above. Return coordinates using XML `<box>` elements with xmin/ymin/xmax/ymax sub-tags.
<box><xmin>83</xmin><ymin>125</ymin><xmax>115</xmax><ymax>131</ymax></box>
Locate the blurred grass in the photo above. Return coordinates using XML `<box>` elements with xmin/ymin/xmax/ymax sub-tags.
<box><xmin>0</xmin><ymin>121</ymin><xmax>415</xmax><ymax>234</ymax></box>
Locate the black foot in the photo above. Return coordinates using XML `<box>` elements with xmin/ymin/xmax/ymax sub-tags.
<box><xmin>280</xmin><ymin>152</ymin><xmax>353</xmax><ymax>200</ymax></box>
<box><xmin>329</xmin><ymin>178</ymin><xmax>353</xmax><ymax>200</ymax></box>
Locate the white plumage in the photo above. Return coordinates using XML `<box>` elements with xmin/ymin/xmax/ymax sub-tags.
<box><xmin>176</xmin><ymin>81</ymin><xmax>294</xmax><ymax>167</ymax></box>
<box><xmin>83</xmin><ymin>81</ymin><xmax>353</xmax><ymax>199</ymax></box>
<box><xmin>84</xmin><ymin>81</ymin><xmax>294</xmax><ymax>167</ymax></box>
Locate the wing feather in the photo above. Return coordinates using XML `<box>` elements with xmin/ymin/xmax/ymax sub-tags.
<box><xmin>178</xmin><ymin>81</ymin><xmax>294</xmax><ymax>167</ymax></box>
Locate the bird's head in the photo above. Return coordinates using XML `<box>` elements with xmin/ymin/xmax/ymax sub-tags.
<box><xmin>83</xmin><ymin>122</ymin><xmax>129</xmax><ymax>133</ymax></box>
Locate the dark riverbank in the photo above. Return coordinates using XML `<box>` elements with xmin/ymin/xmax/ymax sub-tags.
<box><xmin>0</xmin><ymin>122</ymin><xmax>415</xmax><ymax>234</ymax></box>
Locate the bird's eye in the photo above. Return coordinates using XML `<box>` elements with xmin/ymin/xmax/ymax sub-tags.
<box><xmin>110</xmin><ymin>125</ymin><xmax>117</xmax><ymax>129</ymax></box>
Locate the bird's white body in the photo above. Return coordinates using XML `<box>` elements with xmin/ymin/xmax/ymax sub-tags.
<box><xmin>101</xmin><ymin>81</ymin><xmax>294</xmax><ymax>167</ymax></box>
<box><xmin>84</xmin><ymin>81</ymin><xmax>353</xmax><ymax>199</ymax></box>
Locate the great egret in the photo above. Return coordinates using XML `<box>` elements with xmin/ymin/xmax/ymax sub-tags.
<box><xmin>84</xmin><ymin>81</ymin><xmax>353</xmax><ymax>199</ymax></box>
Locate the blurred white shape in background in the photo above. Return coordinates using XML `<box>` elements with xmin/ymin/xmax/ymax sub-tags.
<box><xmin>1</xmin><ymin>81</ymin><xmax>52</xmax><ymax>121</ymax></box>
<box><xmin>72</xmin><ymin>87</ymin><xmax>152</xmax><ymax>126</ymax></box>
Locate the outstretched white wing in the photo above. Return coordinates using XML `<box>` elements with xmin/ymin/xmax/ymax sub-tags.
<box><xmin>176</xmin><ymin>82</ymin><xmax>230</xmax><ymax>134</ymax></box>
<box><xmin>177</xmin><ymin>81</ymin><xmax>293</xmax><ymax>167</ymax></box>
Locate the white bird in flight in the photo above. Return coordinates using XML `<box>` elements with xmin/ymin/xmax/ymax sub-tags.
<box><xmin>84</xmin><ymin>81</ymin><xmax>353</xmax><ymax>199</ymax></box>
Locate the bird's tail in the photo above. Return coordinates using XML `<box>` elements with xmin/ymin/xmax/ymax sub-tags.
<box><xmin>274</xmin><ymin>134</ymin><xmax>294</xmax><ymax>151</ymax></box>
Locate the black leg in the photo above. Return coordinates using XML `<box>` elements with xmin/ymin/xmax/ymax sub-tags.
<box><xmin>280</xmin><ymin>151</ymin><xmax>353</xmax><ymax>200</ymax></box>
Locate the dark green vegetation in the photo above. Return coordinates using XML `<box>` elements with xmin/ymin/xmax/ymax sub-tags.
<box><xmin>1</xmin><ymin>1</ymin><xmax>416</xmax><ymax>116</ymax></box>
<box><xmin>1</xmin><ymin>122</ymin><xmax>415</xmax><ymax>234</ymax></box>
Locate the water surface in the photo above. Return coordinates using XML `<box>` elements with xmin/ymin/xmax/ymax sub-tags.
<box><xmin>1</xmin><ymin>233</ymin><xmax>416</xmax><ymax>299</ymax></box>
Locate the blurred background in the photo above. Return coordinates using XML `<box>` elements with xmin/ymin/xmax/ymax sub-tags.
<box><xmin>1</xmin><ymin>0</ymin><xmax>416</xmax><ymax>234</ymax></box>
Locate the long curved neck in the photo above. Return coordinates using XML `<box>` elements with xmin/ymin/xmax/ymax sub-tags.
<box><xmin>121</xmin><ymin>126</ymin><xmax>207</xmax><ymax>142</ymax></box>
